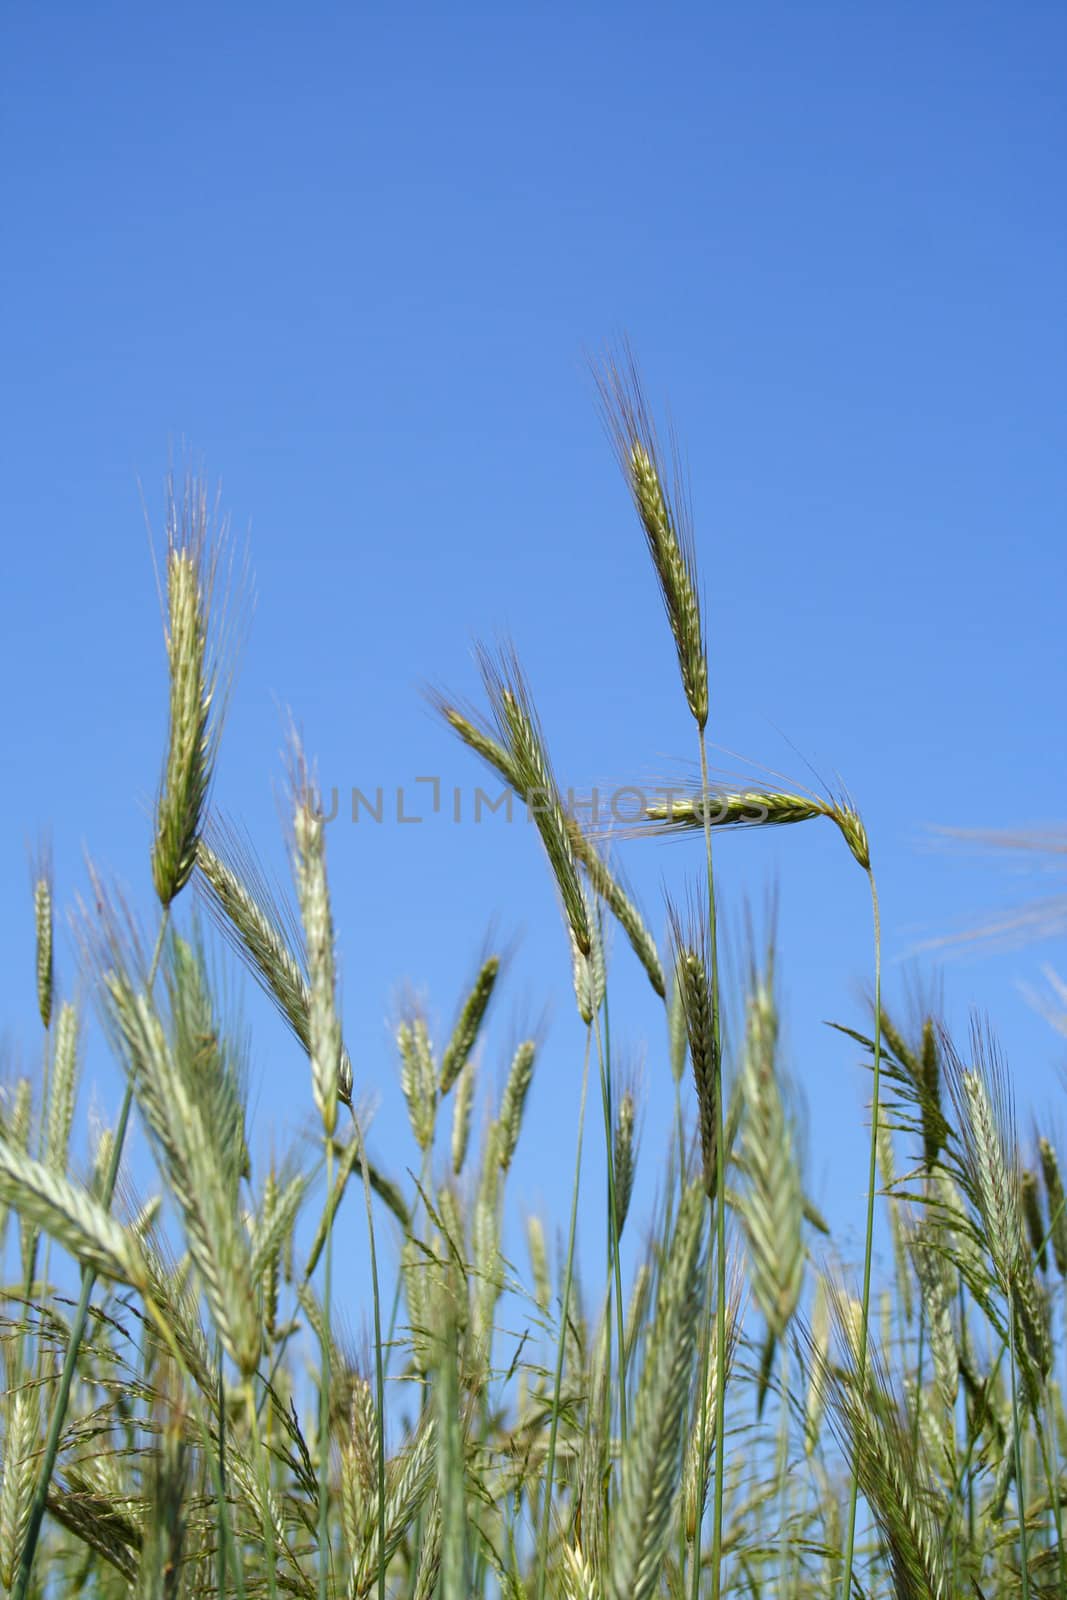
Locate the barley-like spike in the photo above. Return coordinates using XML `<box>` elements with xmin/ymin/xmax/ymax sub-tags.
<box><xmin>292</xmin><ymin>784</ymin><xmax>342</xmax><ymax>1136</ymax></box>
<box><xmin>912</xmin><ymin>1227</ymin><xmax>959</xmax><ymax>1410</ymax></box>
<box><xmin>497</xmin><ymin>1040</ymin><xmax>536</xmax><ymax>1171</ymax></box>
<box><xmin>1011</xmin><ymin>1255</ymin><xmax>1052</xmax><ymax>1407</ymax></box>
<box><xmin>682</xmin><ymin>1266</ymin><xmax>743</xmax><ymax>1539</ymax></box>
<box><xmin>739</xmin><ymin>972</ymin><xmax>804</xmax><ymax>1344</ymax></box>
<box><xmin>527</xmin><ymin>1216</ymin><xmax>551</xmax><ymax>1314</ymax></box>
<box><xmin>103</xmin><ymin>966</ymin><xmax>261</xmax><ymax>1375</ymax></box>
<box><xmin>197</xmin><ymin>833</ymin><xmax>354</xmax><ymax>1104</ymax></box>
<box><xmin>820</xmin><ymin>1289</ymin><xmax>952</xmax><ymax>1600</ymax></box>
<box><xmin>672</xmin><ymin>932</ymin><xmax>719</xmax><ymax>1201</ymax></box>
<box><xmin>645</xmin><ymin>790</ymin><xmax>829</xmax><ymax>834</ymax></box>
<box><xmin>668</xmin><ymin>966</ymin><xmax>688</xmax><ymax>1086</ymax></box>
<box><xmin>450</xmin><ymin>1057</ymin><xmax>477</xmax><ymax>1177</ymax></box>
<box><xmin>476</xmin><ymin>646</ymin><xmax>592</xmax><ymax>956</ymax></box>
<box><xmin>804</xmin><ymin>1275</ymin><xmax>831</xmax><ymax>1457</ymax></box>
<box><xmin>0</xmin><ymin>1393</ymin><xmax>37</xmax><ymax>1591</ymax></box>
<box><xmin>151</xmin><ymin>479</ymin><xmax>230</xmax><ymax>906</ymax></box>
<box><xmin>943</xmin><ymin>1032</ymin><xmax>1021</xmax><ymax>1294</ymax></box>
<box><xmin>1021</xmin><ymin>1168</ymin><xmax>1048</xmax><ymax>1273</ymax></box>
<box><xmin>45</xmin><ymin>1002</ymin><xmax>78</xmax><ymax>1175</ymax></box>
<box><xmin>440</xmin><ymin>956</ymin><xmax>500</xmax><ymax>1095</ymax></box>
<box><xmin>1038</xmin><ymin>1136</ymin><xmax>1067</xmax><ymax>1277</ymax></box>
<box><xmin>398</xmin><ymin>1016</ymin><xmax>437</xmax><ymax>1152</ymax></box>
<box><xmin>570</xmin><ymin>913</ymin><xmax>605</xmax><ymax>1026</ymax></box>
<box><xmin>613</xmin><ymin>1089</ymin><xmax>637</xmax><ymax>1240</ymax></box>
<box><xmin>609</xmin><ymin>1182</ymin><xmax>705</xmax><ymax>1600</ymax></box>
<box><xmin>350</xmin><ymin>1419</ymin><xmax>437</xmax><ymax>1597</ymax></box>
<box><xmin>33</xmin><ymin>872</ymin><xmax>53</xmax><ymax>1032</ymax></box>
<box><xmin>594</xmin><ymin>353</ymin><xmax>708</xmax><ymax>730</ymax></box>
<box><xmin>919</xmin><ymin>1018</ymin><xmax>944</xmax><ymax>1170</ymax></box>
<box><xmin>568</xmin><ymin>824</ymin><xmax>666</xmax><ymax>998</ymax></box>
<box><xmin>0</xmin><ymin>1135</ymin><xmax>146</xmax><ymax>1289</ymax></box>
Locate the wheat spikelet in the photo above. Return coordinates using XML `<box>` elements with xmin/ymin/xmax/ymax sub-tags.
<box><xmin>32</xmin><ymin>863</ymin><xmax>53</xmax><ymax>1032</ymax></box>
<box><xmin>946</xmin><ymin>1043</ymin><xmax>1019</xmax><ymax>1292</ymax></box>
<box><xmin>398</xmin><ymin>1015</ymin><xmax>437</xmax><ymax>1152</ymax></box>
<box><xmin>738</xmin><ymin>970</ymin><xmax>804</xmax><ymax>1342</ymax></box>
<box><xmin>151</xmin><ymin>477</ymin><xmax>238</xmax><ymax>907</ymax></box>
<box><xmin>613</xmin><ymin>1088</ymin><xmax>637</xmax><ymax>1240</ymax></box>
<box><xmin>669</xmin><ymin>914</ymin><xmax>719</xmax><ymax>1200</ymax></box>
<box><xmin>568</xmin><ymin>825</ymin><xmax>666</xmax><ymax>998</ymax></box>
<box><xmin>440</xmin><ymin>956</ymin><xmax>499</xmax><ymax>1095</ymax></box>
<box><xmin>1038</xmin><ymin>1135</ymin><xmax>1067</xmax><ymax>1276</ymax></box>
<box><xmin>0</xmin><ymin>1393</ymin><xmax>37</xmax><ymax>1590</ymax></box>
<box><xmin>472</xmin><ymin>1132</ymin><xmax>503</xmax><ymax>1353</ymax></box>
<box><xmin>474</xmin><ymin>646</ymin><xmax>592</xmax><ymax>956</ymax></box>
<box><xmin>641</xmin><ymin>785</ymin><xmax>870</xmax><ymax>869</ymax></box>
<box><xmin>0</xmin><ymin>1136</ymin><xmax>146</xmax><ymax>1289</ymax></box>
<box><xmin>349</xmin><ymin>1419</ymin><xmax>437</xmax><ymax>1597</ymax></box>
<box><xmin>526</xmin><ymin>1216</ymin><xmax>551</xmax><ymax>1314</ymax></box>
<box><xmin>912</xmin><ymin>1225</ymin><xmax>959</xmax><ymax>1410</ymax></box>
<box><xmin>450</xmin><ymin>1057</ymin><xmax>476</xmax><ymax>1177</ymax></box>
<box><xmin>681</xmin><ymin>1266</ymin><xmax>743</xmax><ymax>1540</ymax></box>
<box><xmin>804</xmin><ymin>1275</ymin><xmax>831</xmax><ymax>1457</ymax></box>
<box><xmin>594</xmin><ymin>351</ymin><xmax>708</xmax><ymax>730</ymax></box>
<box><xmin>1021</xmin><ymin>1168</ymin><xmax>1048</xmax><ymax>1273</ymax></box>
<box><xmin>196</xmin><ymin>832</ymin><xmax>353</xmax><ymax>1103</ymax></box>
<box><xmin>668</xmin><ymin>966</ymin><xmax>688</xmax><ymax>1085</ymax></box>
<box><xmin>249</xmin><ymin>1167</ymin><xmax>307</xmax><ymax>1295</ymax></box>
<box><xmin>609</xmin><ymin>1181</ymin><xmax>705</xmax><ymax>1600</ymax></box>
<box><xmin>497</xmin><ymin>1040</ymin><xmax>536</xmax><ymax>1171</ymax></box>
<box><xmin>821</xmin><ymin>1287</ymin><xmax>951</xmax><ymax>1600</ymax></box>
<box><xmin>570</xmin><ymin>905</ymin><xmax>605</xmax><ymax>1025</ymax></box>
<box><xmin>433</xmin><ymin>690</ymin><xmax>664</xmax><ymax>998</ymax></box>
<box><xmin>44</xmin><ymin>1002</ymin><xmax>78</xmax><ymax>1175</ymax></box>
<box><xmin>646</xmin><ymin>789</ymin><xmax>828</xmax><ymax>833</ymax></box>
<box><xmin>292</xmin><ymin>780</ymin><xmax>342</xmax><ymax>1136</ymax></box>
<box><xmin>103</xmin><ymin>967</ymin><xmax>260</xmax><ymax>1375</ymax></box>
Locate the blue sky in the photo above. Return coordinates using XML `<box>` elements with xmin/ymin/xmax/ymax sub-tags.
<box><xmin>2</xmin><ymin>3</ymin><xmax>1064</xmax><ymax>1304</ymax></box>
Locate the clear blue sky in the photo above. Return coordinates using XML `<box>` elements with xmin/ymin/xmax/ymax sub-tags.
<box><xmin>2</xmin><ymin>3</ymin><xmax>1064</xmax><ymax>1297</ymax></box>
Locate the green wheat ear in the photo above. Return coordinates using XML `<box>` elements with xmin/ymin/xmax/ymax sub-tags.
<box><xmin>151</xmin><ymin>476</ymin><xmax>246</xmax><ymax>908</ymax></box>
<box><xmin>594</xmin><ymin>348</ymin><xmax>708</xmax><ymax>731</ymax></box>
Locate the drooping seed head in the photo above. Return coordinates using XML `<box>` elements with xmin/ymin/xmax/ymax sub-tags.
<box><xmin>594</xmin><ymin>350</ymin><xmax>708</xmax><ymax>732</ymax></box>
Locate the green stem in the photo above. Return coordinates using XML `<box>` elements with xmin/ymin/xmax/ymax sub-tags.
<box><xmin>536</xmin><ymin>1023</ymin><xmax>593</xmax><ymax>1600</ymax></box>
<box><xmin>840</xmin><ymin>869</ymin><xmax>882</xmax><ymax>1600</ymax></box>
<box><xmin>1007</xmin><ymin>1288</ymin><xmax>1031</xmax><ymax>1600</ymax></box>
<box><xmin>13</xmin><ymin>908</ymin><xmax>171</xmax><ymax>1600</ymax></box>
<box><xmin>696</xmin><ymin>730</ymin><xmax>727</xmax><ymax>1600</ymax></box>
<box><xmin>593</xmin><ymin>1004</ymin><xmax>627</xmax><ymax>1443</ymax></box>
<box><xmin>318</xmin><ymin>1131</ymin><xmax>334</xmax><ymax>1600</ymax></box>
<box><xmin>350</xmin><ymin>1105</ymin><xmax>387</xmax><ymax>1600</ymax></box>
<box><xmin>247</xmin><ymin>1379</ymin><xmax>279</xmax><ymax>1600</ymax></box>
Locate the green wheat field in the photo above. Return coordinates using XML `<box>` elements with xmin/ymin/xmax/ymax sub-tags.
<box><xmin>1</xmin><ymin>359</ymin><xmax>1063</xmax><ymax>1598</ymax></box>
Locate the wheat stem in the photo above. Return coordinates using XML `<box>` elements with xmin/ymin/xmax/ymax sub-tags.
<box><xmin>840</xmin><ymin>868</ymin><xmax>882</xmax><ymax>1600</ymax></box>
<box><xmin>12</xmin><ymin>907</ymin><xmax>170</xmax><ymax>1600</ymax></box>
<box><xmin>536</xmin><ymin>1022</ymin><xmax>592</xmax><ymax>1600</ymax></box>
